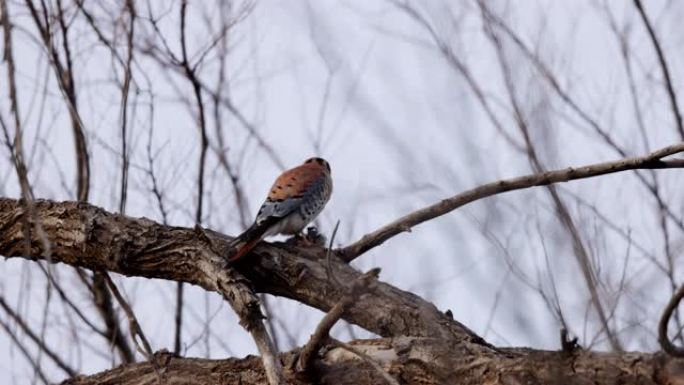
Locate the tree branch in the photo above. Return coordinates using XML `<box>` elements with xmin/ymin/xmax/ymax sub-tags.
<box><xmin>61</xmin><ymin>336</ymin><xmax>684</xmax><ymax>385</ymax></box>
<box><xmin>0</xmin><ymin>199</ymin><xmax>284</xmax><ymax>383</ymax></box>
<box><xmin>1</xmin><ymin>198</ymin><xmax>684</xmax><ymax>383</ymax></box>
<box><xmin>101</xmin><ymin>273</ymin><xmax>153</xmax><ymax>358</ymax></box>
<box><xmin>340</xmin><ymin>143</ymin><xmax>684</xmax><ymax>261</ymax></box>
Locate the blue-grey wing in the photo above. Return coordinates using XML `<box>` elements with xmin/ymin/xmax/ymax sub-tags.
<box><xmin>255</xmin><ymin>197</ymin><xmax>303</xmax><ymax>225</ymax></box>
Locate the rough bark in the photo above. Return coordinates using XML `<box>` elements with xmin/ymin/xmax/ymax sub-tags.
<box><xmin>1</xmin><ymin>198</ymin><xmax>683</xmax><ymax>384</ymax></box>
<box><xmin>62</xmin><ymin>338</ymin><xmax>684</xmax><ymax>385</ymax></box>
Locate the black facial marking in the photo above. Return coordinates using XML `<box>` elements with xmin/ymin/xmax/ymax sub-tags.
<box><xmin>304</xmin><ymin>157</ymin><xmax>330</xmax><ymax>171</ymax></box>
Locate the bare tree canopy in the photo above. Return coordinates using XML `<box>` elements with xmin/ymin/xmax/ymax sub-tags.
<box><xmin>2</xmin><ymin>0</ymin><xmax>684</xmax><ymax>384</ymax></box>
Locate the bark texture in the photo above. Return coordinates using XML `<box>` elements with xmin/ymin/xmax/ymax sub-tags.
<box><xmin>61</xmin><ymin>338</ymin><xmax>684</xmax><ymax>385</ymax></box>
<box><xmin>1</xmin><ymin>198</ymin><xmax>683</xmax><ymax>384</ymax></box>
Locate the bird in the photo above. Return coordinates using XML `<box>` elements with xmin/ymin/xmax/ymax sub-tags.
<box><xmin>229</xmin><ymin>157</ymin><xmax>332</xmax><ymax>262</ymax></box>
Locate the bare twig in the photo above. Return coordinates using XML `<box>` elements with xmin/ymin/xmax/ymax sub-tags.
<box><xmin>145</xmin><ymin>115</ymin><xmax>169</xmax><ymax>224</ymax></box>
<box><xmin>24</xmin><ymin>0</ymin><xmax>91</xmax><ymax>201</ymax></box>
<box><xmin>173</xmin><ymin>0</ymin><xmax>211</xmax><ymax>354</ymax></box>
<box><xmin>341</xmin><ymin>143</ymin><xmax>684</xmax><ymax>260</ymax></box>
<box><xmin>326</xmin><ymin>220</ymin><xmax>342</xmax><ymax>287</ymax></box>
<box><xmin>389</xmin><ymin>0</ymin><xmax>525</xmax><ymax>153</ymax></box>
<box><xmin>89</xmin><ymin>271</ymin><xmax>135</xmax><ymax>363</ymax></box>
<box><xmin>174</xmin><ymin>280</ymin><xmax>184</xmax><ymax>355</ymax></box>
<box><xmin>119</xmin><ymin>0</ymin><xmax>136</xmax><ymax>213</ymax></box>
<box><xmin>36</xmin><ymin>264</ymin><xmax>107</xmax><ymax>338</ymax></box>
<box><xmin>102</xmin><ymin>273</ymin><xmax>153</xmax><ymax>358</ymax></box>
<box><xmin>0</xmin><ymin>316</ymin><xmax>49</xmax><ymax>384</ymax></box>
<box><xmin>210</xmin><ymin>6</ymin><xmax>251</xmax><ymax>228</ymax></box>
<box><xmin>0</xmin><ymin>296</ymin><xmax>76</xmax><ymax>377</ymax></box>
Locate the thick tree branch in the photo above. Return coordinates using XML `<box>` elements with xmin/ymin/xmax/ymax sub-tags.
<box><xmin>0</xmin><ymin>199</ymin><xmax>280</xmax><ymax>383</ymax></box>
<box><xmin>0</xmin><ymin>198</ymin><xmax>484</xmax><ymax>346</ymax></box>
<box><xmin>1</xmin><ymin>199</ymin><xmax>684</xmax><ymax>383</ymax></box>
<box><xmin>340</xmin><ymin>143</ymin><xmax>684</xmax><ymax>261</ymax></box>
<box><xmin>61</xmin><ymin>337</ymin><xmax>684</xmax><ymax>385</ymax></box>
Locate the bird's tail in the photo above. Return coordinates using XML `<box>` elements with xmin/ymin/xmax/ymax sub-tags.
<box><xmin>228</xmin><ymin>222</ymin><xmax>271</xmax><ymax>262</ymax></box>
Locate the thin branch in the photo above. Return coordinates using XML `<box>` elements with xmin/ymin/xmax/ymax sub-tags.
<box><xmin>175</xmin><ymin>0</ymin><xmax>211</xmax><ymax>354</ymax></box>
<box><xmin>389</xmin><ymin>0</ymin><xmax>526</xmax><ymax>153</ymax></box>
<box><xmin>119</xmin><ymin>0</ymin><xmax>136</xmax><ymax>213</ymax></box>
<box><xmin>145</xmin><ymin>113</ymin><xmax>169</xmax><ymax>224</ymax></box>
<box><xmin>633</xmin><ymin>0</ymin><xmax>684</xmax><ymax>141</ymax></box>
<box><xmin>340</xmin><ymin>143</ymin><xmax>684</xmax><ymax>260</ymax></box>
<box><xmin>89</xmin><ymin>271</ymin><xmax>135</xmax><ymax>363</ymax></box>
<box><xmin>0</xmin><ymin>316</ymin><xmax>49</xmax><ymax>384</ymax></box>
<box><xmin>24</xmin><ymin>0</ymin><xmax>91</xmax><ymax>202</ymax></box>
<box><xmin>0</xmin><ymin>295</ymin><xmax>76</xmax><ymax>377</ymax></box>
<box><xmin>326</xmin><ymin>220</ymin><xmax>342</xmax><ymax>287</ymax></box>
<box><xmin>36</xmin><ymin>264</ymin><xmax>107</xmax><ymax>338</ymax></box>
<box><xmin>1</xmin><ymin>0</ymin><xmax>52</xmax><ymax>256</ymax></box>
<box><xmin>102</xmin><ymin>273</ymin><xmax>153</xmax><ymax>358</ymax></box>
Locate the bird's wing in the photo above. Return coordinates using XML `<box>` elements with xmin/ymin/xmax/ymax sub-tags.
<box><xmin>230</xmin><ymin>163</ymin><xmax>328</xmax><ymax>262</ymax></box>
<box><xmin>255</xmin><ymin>164</ymin><xmax>324</xmax><ymax>224</ymax></box>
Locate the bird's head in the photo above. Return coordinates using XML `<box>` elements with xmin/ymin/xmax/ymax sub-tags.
<box><xmin>304</xmin><ymin>157</ymin><xmax>331</xmax><ymax>172</ymax></box>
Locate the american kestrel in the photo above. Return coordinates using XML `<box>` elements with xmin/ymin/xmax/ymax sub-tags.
<box><xmin>229</xmin><ymin>157</ymin><xmax>332</xmax><ymax>262</ymax></box>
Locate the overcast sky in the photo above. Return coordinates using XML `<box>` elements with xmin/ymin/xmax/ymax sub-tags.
<box><xmin>1</xmin><ymin>0</ymin><xmax>683</xmax><ymax>382</ymax></box>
